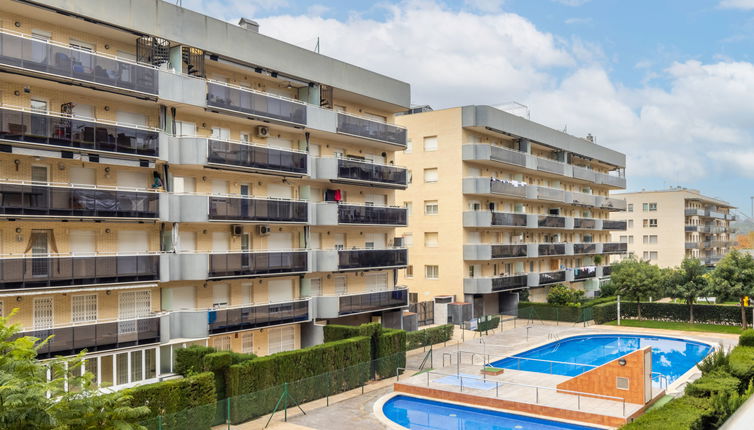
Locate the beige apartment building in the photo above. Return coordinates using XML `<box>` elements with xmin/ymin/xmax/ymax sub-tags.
<box><xmin>0</xmin><ymin>0</ymin><xmax>410</xmax><ymax>390</ymax></box>
<box><xmin>394</xmin><ymin>106</ymin><xmax>627</xmax><ymax>321</ymax></box>
<box><xmin>610</xmin><ymin>189</ymin><xmax>736</xmax><ymax>268</ymax></box>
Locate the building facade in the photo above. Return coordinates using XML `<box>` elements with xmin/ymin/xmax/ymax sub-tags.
<box><xmin>0</xmin><ymin>0</ymin><xmax>410</xmax><ymax>390</ymax></box>
<box><xmin>394</xmin><ymin>106</ymin><xmax>627</xmax><ymax>321</ymax></box>
<box><xmin>610</xmin><ymin>189</ymin><xmax>736</xmax><ymax>268</ymax></box>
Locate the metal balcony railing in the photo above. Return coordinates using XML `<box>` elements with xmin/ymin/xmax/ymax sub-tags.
<box><xmin>573</xmin><ymin>267</ymin><xmax>598</xmax><ymax>280</ymax></box>
<box><xmin>602</xmin><ymin>243</ymin><xmax>628</xmax><ymax>253</ymax></box>
<box><xmin>0</xmin><ymin>105</ymin><xmax>159</xmax><ymax>157</ymax></box>
<box><xmin>336</xmin><ymin>158</ymin><xmax>408</xmax><ymax>187</ymax></box>
<box><xmin>573</xmin><ymin>243</ymin><xmax>597</xmax><ymax>254</ymax></box>
<box><xmin>536</xmin><ymin>157</ymin><xmax>567</xmax><ymax>175</ymax></box>
<box><xmin>208</xmin><ymin>196</ymin><xmax>308</xmax><ymax>223</ymax></box>
<box><xmin>336</xmin><ymin>112</ymin><xmax>407</xmax><ymax>147</ymax></box>
<box><xmin>491</xmin><ymin>212</ymin><xmax>528</xmax><ymax>227</ymax></box>
<box><xmin>337</xmin><ymin>248</ymin><xmax>408</xmax><ymax>270</ymax></box>
<box><xmin>206</xmin><ymin>138</ymin><xmax>308</xmax><ymax>175</ymax></box>
<box><xmin>488</xmin><ymin>145</ymin><xmax>527</xmax><ymax>166</ymax></box>
<box><xmin>536</xmin><ymin>186</ymin><xmax>565</xmax><ymax>202</ymax></box>
<box><xmin>337</xmin><ymin>204</ymin><xmax>407</xmax><ymax>226</ymax></box>
<box><xmin>538</xmin><ymin>215</ymin><xmax>566</xmax><ymax>228</ymax></box>
<box><xmin>573</xmin><ymin>218</ymin><xmax>597</xmax><ymax>229</ymax></box>
<box><xmin>602</xmin><ymin>220</ymin><xmax>627</xmax><ymax>230</ymax></box>
<box><xmin>206</xmin><ymin>81</ymin><xmax>307</xmax><ymax>125</ymax></box>
<box><xmin>490</xmin><ymin>244</ymin><xmax>528</xmax><ymax>259</ymax></box>
<box><xmin>539</xmin><ymin>270</ymin><xmax>566</xmax><ymax>285</ymax></box>
<box><xmin>207</xmin><ymin>299</ymin><xmax>310</xmax><ymax>334</ymax></box>
<box><xmin>338</xmin><ymin>288</ymin><xmax>408</xmax><ymax>316</ymax></box>
<box><xmin>600</xmin><ymin>197</ymin><xmax>627</xmax><ymax>211</ymax></box>
<box><xmin>602</xmin><ymin>266</ymin><xmax>613</xmax><ymax>276</ymax></box>
<box><xmin>489</xmin><ymin>179</ymin><xmax>528</xmax><ymax>197</ymax></box>
<box><xmin>491</xmin><ymin>275</ymin><xmax>528</xmax><ymax>291</ymax></box>
<box><xmin>208</xmin><ymin>250</ymin><xmax>308</xmax><ymax>278</ymax></box>
<box><xmin>538</xmin><ymin>244</ymin><xmax>567</xmax><ymax>256</ymax></box>
<box><xmin>0</xmin><ymin>181</ymin><xmax>159</xmax><ymax>218</ymax></box>
<box><xmin>0</xmin><ymin>29</ymin><xmax>158</xmax><ymax>95</ymax></box>
<box><xmin>0</xmin><ymin>253</ymin><xmax>160</xmax><ymax>290</ymax></box>
<box><xmin>570</xmin><ymin>192</ymin><xmax>598</xmax><ymax>207</ymax></box>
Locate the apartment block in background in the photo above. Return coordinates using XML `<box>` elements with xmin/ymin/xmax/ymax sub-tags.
<box><xmin>0</xmin><ymin>0</ymin><xmax>409</xmax><ymax>390</ymax></box>
<box><xmin>394</xmin><ymin>106</ymin><xmax>627</xmax><ymax>322</ymax></box>
<box><xmin>609</xmin><ymin>188</ymin><xmax>736</xmax><ymax>268</ymax></box>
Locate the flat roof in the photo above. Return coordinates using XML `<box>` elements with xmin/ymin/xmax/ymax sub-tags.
<box><xmin>615</xmin><ymin>188</ymin><xmax>735</xmax><ymax>208</ymax></box>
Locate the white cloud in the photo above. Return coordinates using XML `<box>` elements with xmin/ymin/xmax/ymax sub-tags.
<box><xmin>719</xmin><ymin>0</ymin><xmax>754</xmax><ymax>10</ymax></box>
<box><xmin>464</xmin><ymin>0</ymin><xmax>506</xmax><ymax>13</ymax></box>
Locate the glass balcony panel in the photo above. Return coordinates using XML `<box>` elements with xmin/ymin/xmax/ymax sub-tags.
<box><xmin>337</xmin><ymin>204</ymin><xmax>407</xmax><ymax>226</ymax></box>
<box><xmin>208</xmin><ymin>251</ymin><xmax>308</xmax><ymax>278</ymax></box>
<box><xmin>336</xmin><ymin>113</ymin><xmax>407</xmax><ymax>146</ymax></box>
<box><xmin>206</xmin><ymin>82</ymin><xmax>306</xmax><ymax>125</ymax></box>
<box><xmin>491</xmin><ymin>212</ymin><xmax>527</xmax><ymax>226</ymax></box>
<box><xmin>337</xmin><ymin>249</ymin><xmax>408</xmax><ymax>270</ymax></box>
<box><xmin>206</xmin><ymin>139</ymin><xmax>307</xmax><ymax>174</ymax></box>
<box><xmin>491</xmin><ymin>275</ymin><xmax>528</xmax><ymax>291</ymax></box>
<box><xmin>490</xmin><ymin>244</ymin><xmax>528</xmax><ymax>259</ymax></box>
<box><xmin>538</xmin><ymin>244</ymin><xmax>566</xmax><ymax>256</ymax></box>
<box><xmin>538</xmin><ymin>216</ymin><xmax>565</xmax><ymax>228</ymax></box>
<box><xmin>336</xmin><ymin>158</ymin><xmax>408</xmax><ymax>186</ymax></box>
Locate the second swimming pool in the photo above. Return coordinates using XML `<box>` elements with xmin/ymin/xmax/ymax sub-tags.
<box><xmin>490</xmin><ymin>334</ymin><xmax>711</xmax><ymax>383</ymax></box>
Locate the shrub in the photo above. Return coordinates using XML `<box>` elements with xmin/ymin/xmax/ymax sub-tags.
<box><xmin>620</xmin><ymin>395</ymin><xmax>713</xmax><ymax>430</ymax></box>
<box><xmin>740</xmin><ymin>329</ymin><xmax>754</xmax><ymax>347</ymax></box>
<box><xmin>708</xmin><ymin>380</ymin><xmax>754</xmax><ymax>428</ymax></box>
<box><xmin>175</xmin><ymin>345</ymin><xmax>216</xmax><ymax>376</ymax></box>
<box><xmin>697</xmin><ymin>346</ymin><xmax>730</xmax><ymax>375</ymax></box>
<box><xmin>589</xmin><ymin>301</ymin><xmax>748</xmax><ymax>326</ymax></box>
<box><xmin>475</xmin><ymin>315</ymin><xmax>500</xmax><ymax>332</ymax></box>
<box><xmin>729</xmin><ymin>346</ymin><xmax>754</xmax><ymax>383</ymax></box>
<box><xmin>323</xmin><ymin>322</ymin><xmax>381</xmax><ymax>343</ymax></box>
<box><xmin>519</xmin><ymin>302</ymin><xmax>590</xmax><ymax>323</ymax></box>
<box><xmin>130</xmin><ymin>372</ymin><xmax>217</xmax><ymax>430</ymax></box>
<box><xmin>406</xmin><ymin>324</ymin><xmax>454</xmax><ymax>350</ymax></box>
<box><xmin>375</xmin><ymin>329</ymin><xmax>406</xmax><ymax>379</ymax></box>
<box><xmin>546</xmin><ymin>284</ymin><xmax>584</xmax><ymax>306</ymax></box>
<box><xmin>685</xmin><ymin>370</ymin><xmax>740</xmax><ymax>398</ymax></box>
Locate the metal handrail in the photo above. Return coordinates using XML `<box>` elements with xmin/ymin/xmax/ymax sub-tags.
<box><xmin>174</xmin><ymin>297</ymin><xmax>311</xmax><ymax>312</ymax></box>
<box><xmin>335</xmin><ymin>110</ymin><xmax>407</xmax><ymax>130</ymax></box>
<box><xmin>0</xmin><ymin>251</ymin><xmax>161</xmax><ymax>258</ymax></box>
<box><xmin>321</xmin><ymin>154</ymin><xmax>407</xmax><ymax>169</ymax></box>
<box><xmin>17</xmin><ymin>312</ymin><xmax>167</xmax><ymax>331</ymax></box>
<box><xmin>179</xmin><ymin>134</ymin><xmax>309</xmax><ymax>154</ymax></box>
<box><xmin>0</xmin><ymin>103</ymin><xmax>160</xmax><ymax>131</ymax></box>
<box><xmin>0</xmin><ymin>178</ymin><xmax>158</xmax><ymax>193</ymax></box>
<box><xmin>206</xmin><ymin>78</ymin><xmax>307</xmax><ymax>105</ymax></box>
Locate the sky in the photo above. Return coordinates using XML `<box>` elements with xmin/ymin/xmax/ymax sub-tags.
<box><xmin>177</xmin><ymin>0</ymin><xmax>754</xmax><ymax>214</ymax></box>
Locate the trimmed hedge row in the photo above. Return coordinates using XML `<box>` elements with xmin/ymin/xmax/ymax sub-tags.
<box><xmin>225</xmin><ymin>336</ymin><xmax>371</xmax><ymax>423</ymax></box>
<box><xmin>131</xmin><ymin>372</ymin><xmax>216</xmax><ymax>430</ymax></box>
<box><xmin>591</xmin><ymin>301</ymin><xmax>751</xmax><ymax>326</ymax></box>
<box><xmin>475</xmin><ymin>316</ymin><xmax>500</xmax><ymax>332</ymax></box>
<box><xmin>740</xmin><ymin>329</ymin><xmax>754</xmax><ymax>347</ymax></box>
<box><xmin>174</xmin><ymin>345</ymin><xmax>216</xmax><ymax>376</ymax></box>
<box><xmin>323</xmin><ymin>322</ymin><xmax>381</xmax><ymax>343</ymax></box>
<box><xmin>620</xmin><ymin>396</ymin><xmax>713</xmax><ymax>430</ymax></box>
<box><xmin>519</xmin><ymin>302</ymin><xmax>589</xmax><ymax>323</ymax></box>
<box><xmin>375</xmin><ymin>329</ymin><xmax>406</xmax><ymax>379</ymax></box>
<box><xmin>406</xmin><ymin>324</ymin><xmax>454</xmax><ymax>350</ymax></box>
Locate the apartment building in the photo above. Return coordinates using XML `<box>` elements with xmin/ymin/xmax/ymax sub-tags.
<box><xmin>610</xmin><ymin>188</ymin><xmax>736</xmax><ymax>268</ymax></box>
<box><xmin>394</xmin><ymin>106</ymin><xmax>627</xmax><ymax>320</ymax></box>
<box><xmin>0</xmin><ymin>0</ymin><xmax>410</xmax><ymax>389</ymax></box>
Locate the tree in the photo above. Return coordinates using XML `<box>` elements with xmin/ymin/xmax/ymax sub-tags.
<box><xmin>710</xmin><ymin>250</ymin><xmax>754</xmax><ymax>329</ymax></box>
<box><xmin>734</xmin><ymin>232</ymin><xmax>754</xmax><ymax>250</ymax></box>
<box><xmin>0</xmin><ymin>311</ymin><xmax>149</xmax><ymax>429</ymax></box>
<box><xmin>666</xmin><ymin>257</ymin><xmax>710</xmax><ymax>323</ymax></box>
<box><xmin>546</xmin><ymin>284</ymin><xmax>584</xmax><ymax>306</ymax></box>
<box><xmin>610</xmin><ymin>258</ymin><xmax>663</xmax><ymax>319</ymax></box>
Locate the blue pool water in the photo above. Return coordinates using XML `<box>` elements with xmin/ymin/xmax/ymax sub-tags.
<box><xmin>383</xmin><ymin>395</ymin><xmax>600</xmax><ymax>430</ymax></box>
<box><xmin>490</xmin><ymin>334</ymin><xmax>711</xmax><ymax>384</ymax></box>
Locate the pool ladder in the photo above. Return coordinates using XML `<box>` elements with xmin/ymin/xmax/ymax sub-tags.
<box><xmin>547</xmin><ymin>332</ymin><xmax>560</xmax><ymax>341</ymax></box>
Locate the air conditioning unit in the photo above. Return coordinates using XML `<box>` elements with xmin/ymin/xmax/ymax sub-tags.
<box><xmin>230</xmin><ymin>224</ymin><xmax>243</xmax><ymax>236</ymax></box>
<box><xmin>257</xmin><ymin>225</ymin><xmax>271</xmax><ymax>235</ymax></box>
<box><xmin>256</xmin><ymin>125</ymin><xmax>270</xmax><ymax>138</ymax></box>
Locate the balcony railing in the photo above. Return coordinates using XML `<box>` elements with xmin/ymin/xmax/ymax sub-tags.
<box><xmin>536</xmin><ymin>186</ymin><xmax>565</xmax><ymax>202</ymax></box>
<box><xmin>602</xmin><ymin>265</ymin><xmax>613</xmax><ymax>276</ymax></box>
<box><xmin>573</xmin><ymin>218</ymin><xmax>597</xmax><ymax>229</ymax></box>
<box><xmin>206</xmin><ymin>139</ymin><xmax>308</xmax><ymax>175</ymax></box>
<box><xmin>208</xmin><ymin>196</ymin><xmax>308</xmax><ymax>223</ymax></box>
<box><xmin>338</xmin><ymin>288</ymin><xmax>408</xmax><ymax>316</ymax></box>
<box><xmin>0</xmin><ymin>181</ymin><xmax>159</xmax><ymax>218</ymax></box>
<box><xmin>537</xmin><ymin>157</ymin><xmax>566</xmax><ymax>175</ymax></box>
<box><xmin>207</xmin><ymin>299</ymin><xmax>310</xmax><ymax>334</ymax></box>
<box><xmin>0</xmin><ymin>253</ymin><xmax>160</xmax><ymax>290</ymax></box>
<box><xmin>337</xmin><ymin>248</ymin><xmax>408</xmax><ymax>270</ymax></box>
<box><xmin>336</xmin><ymin>112</ymin><xmax>407</xmax><ymax>147</ymax></box>
<box><xmin>602</xmin><ymin>243</ymin><xmax>628</xmax><ymax>253</ymax></box>
<box><xmin>492</xmin><ymin>212</ymin><xmax>528</xmax><ymax>227</ymax></box>
<box><xmin>336</xmin><ymin>158</ymin><xmax>408</xmax><ymax>187</ymax></box>
<box><xmin>538</xmin><ymin>215</ymin><xmax>566</xmax><ymax>228</ymax></box>
<box><xmin>0</xmin><ymin>105</ymin><xmax>159</xmax><ymax>157</ymax></box>
<box><xmin>337</xmin><ymin>204</ymin><xmax>407</xmax><ymax>226</ymax></box>
<box><xmin>489</xmin><ymin>179</ymin><xmax>528</xmax><ymax>197</ymax></box>
<box><xmin>570</xmin><ymin>192</ymin><xmax>598</xmax><ymax>207</ymax></box>
<box><xmin>602</xmin><ymin>220</ymin><xmax>627</xmax><ymax>230</ymax></box>
<box><xmin>538</xmin><ymin>244</ymin><xmax>567</xmax><ymax>256</ymax></box>
<box><xmin>0</xmin><ymin>29</ymin><xmax>158</xmax><ymax>95</ymax></box>
<box><xmin>600</xmin><ymin>197</ymin><xmax>627</xmax><ymax>211</ymax></box>
<box><xmin>206</xmin><ymin>81</ymin><xmax>307</xmax><ymax>125</ymax></box>
<box><xmin>207</xmin><ymin>250</ymin><xmax>308</xmax><ymax>278</ymax></box>
<box><xmin>573</xmin><ymin>267</ymin><xmax>598</xmax><ymax>280</ymax></box>
<box><xmin>685</xmin><ymin>208</ymin><xmax>705</xmax><ymax>217</ymax></box>
<box><xmin>573</xmin><ymin>243</ymin><xmax>597</xmax><ymax>254</ymax></box>
<box><xmin>491</xmin><ymin>275</ymin><xmax>528</xmax><ymax>291</ymax></box>
<box><xmin>539</xmin><ymin>270</ymin><xmax>566</xmax><ymax>285</ymax></box>
<box><xmin>489</xmin><ymin>145</ymin><xmax>527</xmax><ymax>167</ymax></box>
<box><xmin>572</xmin><ymin>166</ymin><xmax>597</xmax><ymax>182</ymax></box>
<box><xmin>17</xmin><ymin>315</ymin><xmax>160</xmax><ymax>360</ymax></box>
<box><xmin>490</xmin><ymin>244</ymin><xmax>528</xmax><ymax>259</ymax></box>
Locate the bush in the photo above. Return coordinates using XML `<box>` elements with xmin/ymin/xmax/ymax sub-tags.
<box><xmin>475</xmin><ymin>315</ymin><xmax>500</xmax><ymax>332</ymax></box>
<box><xmin>406</xmin><ymin>324</ymin><xmax>454</xmax><ymax>350</ymax></box>
<box><xmin>323</xmin><ymin>322</ymin><xmax>381</xmax><ymax>343</ymax></box>
<box><xmin>600</xmin><ymin>280</ymin><xmax>617</xmax><ymax>297</ymax></box>
<box><xmin>593</xmin><ymin>301</ymin><xmax>617</xmax><ymax>324</ymax></box>
<box><xmin>519</xmin><ymin>302</ymin><xmax>590</xmax><ymax>323</ymax></box>
<box><xmin>590</xmin><ymin>301</ymin><xmax>749</xmax><ymax>326</ymax></box>
<box><xmin>546</xmin><ymin>284</ymin><xmax>585</xmax><ymax>306</ymax></box>
<box><xmin>685</xmin><ymin>370</ymin><xmax>741</xmax><ymax>398</ymax></box>
<box><xmin>697</xmin><ymin>347</ymin><xmax>730</xmax><ymax>375</ymax></box>
<box><xmin>225</xmin><ymin>336</ymin><xmax>371</xmax><ymax>423</ymax></box>
<box><xmin>375</xmin><ymin>329</ymin><xmax>406</xmax><ymax>379</ymax></box>
<box><xmin>620</xmin><ymin>395</ymin><xmax>713</xmax><ymax>430</ymax></box>
<box><xmin>740</xmin><ymin>329</ymin><xmax>754</xmax><ymax>347</ymax></box>
<box><xmin>175</xmin><ymin>345</ymin><xmax>216</xmax><ymax>376</ymax></box>
<box><xmin>130</xmin><ymin>372</ymin><xmax>216</xmax><ymax>430</ymax></box>
<box><xmin>729</xmin><ymin>346</ymin><xmax>754</xmax><ymax>383</ymax></box>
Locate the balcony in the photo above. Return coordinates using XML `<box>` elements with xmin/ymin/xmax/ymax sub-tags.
<box><xmin>568</xmin><ymin>191</ymin><xmax>598</xmax><ymax>207</ymax></box>
<box><xmin>685</xmin><ymin>208</ymin><xmax>705</xmax><ymax>217</ymax></box>
<box><xmin>464</xmin><ymin>244</ymin><xmax>529</xmax><ymax>260</ymax></box>
<box><xmin>0</xmin><ymin>182</ymin><xmax>159</xmax><ymax>219</ymax></box>
<box><xmin>594</xmin><ymin>172</ymin><xmax>626</xmax><ymax>188</ymax></box>
<box><xmin>315</xmin><ymin>288</ymin><xmax>408</xmax><ymax>318</ymax></box>
<box><xmin>462</xmin><ymin>211</ymin><xmax>528</xmax><ymax>228</ymax></box>
<box><xmin>312</xmin><ymin>248</ymin><xmax>408</xmax><ymax>272</ymax></box>
<box><xmin>536</xmin><ymin>186</ymin><xmax>565</xmax><ymax>202</ymax></box>
<box><xmin>313</xmin><ymin>157</ymin><xmax>408</xmax><ymax>189</ymax></box>
<box><xmin>602</xmin><ymin>242</ymin><xmax>628</xmax><ymax>254</ymax></box>
<box><xmin>336</xmin><ymin>112</ymin><xmax>407</xmax><ymax>147</ymax></box>
<box><xmin>705</xmin><ymin>210</ymin><xmax>726</xmax><ymax>219</ymax></box>
<box><xmin>573</xmin><ymin>218</ymin><xmax>599</xmax><ymax>229</ymax></box>
<box><xmin>704</xmin><ymin>254</ymin><xmax>724</xmax><ymax>265</ymax></box>
<box><xmin>536</xmin><ymin>157</ymin><xmax>567</xmax><ymax>175</ymax></box>
<box><xmin>539</xmin><ymin>270</ymin><xmax>566</xmax><ymax>285</ymax></box>
<box><xmin>572</xmin><ymin>166</ymin><xmax>597</xmax><ymax>183</ymax></box>
<box><xmin>0</xmin><ymin>105</ymin><xmax>159</xmax><ymax>158</ymax></box>
<box><xmin>599</xmin><ymin>197</ymin><xmax>627</xmax><ymax>211</ymax></box>
<box><xmin>573</xmin><ymin>243</ymin><xmax>598</xmax><ymax>255</ymax></box>
<box><xmin>207</xmin><ymin>300</ymin><xmax>310</xmax><ymax>335</ymax></box>
<box><xmin>205</xmin><ymin>138</ymin><xmax>308</xmax><ymax>175</ymax></box>
<box><xmin>602</xmin><ymin>220</ymin><xmax>627</xmax><ymax>230</ymax></box>
<box><xmin>0</xmin><ymin>29</ymin><xmax>158</xmax><ymax>96</ymax></box>
<box><xmin>463</xmin><ymin>275</ymin><xmax>528</xmax><ymax>294</ymax></box>
<box><xmin>164</xmin><ymin>251</ymin><xmax>308</xmax><ymax>281</ymax></box>
<box><xmin>209</xmin><ymin>196</ymin><xmax>308</xmax><ymax>223</ymax></box>
<box><xmin>573</xmin><ymin>266</ymin><xmax>598</xmax><ymax>280</ymax></box>
<box><xmin>206</xmin><ymin>81</ymin><xmax>307</xmax><ymax>126</ymax></box>
<box><xmin>538</xmin><ymin>243</ymin><xmax>567</xmax><ymax>256</ymax></box>
<box><xmin>686</xmin><ymin>242</ymin><xmax>701</xmax><ymax>249</ymax></box>
<box><xmin>17</xmin><ymin>315</ymin><xmax>161</xmax><ymax>360</ymax></box>
<box><xmin>600</xmin><ymin>266</ymin><xmax>613</xmax><ymax>277</ymax></box>
<box><xmin>337</xmin><ymin>204</ymin><xmax>407</xmax><ymax>226</ymax></box>
<box><xmin>538</xmin><ymin>215</ymin><xmax>566</xmax><ymax>228</ymax></box>
<box><xmin>0</xmin><ymin>253</ymin><xmax>160</xmax><ymax>290</ymax></box>
<box><xmin>462</xmin><ymin>144</ymin><xmax>528</xmax><ymax>167</ymax></box>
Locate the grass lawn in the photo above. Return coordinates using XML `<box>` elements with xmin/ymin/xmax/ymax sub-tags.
<box><xmin>603</xmin><ymin>319</ymin><xmax>743</xmax><ymax>334</ymax></box>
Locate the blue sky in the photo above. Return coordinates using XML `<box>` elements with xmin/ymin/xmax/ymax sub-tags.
<box><xmin>181</xmin><ymin>0</ymin><xmax>754</xmax><ymax>213</ymax></box>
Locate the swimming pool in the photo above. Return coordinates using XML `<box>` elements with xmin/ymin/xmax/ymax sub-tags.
<box><xmin>382</xmin><ymin>395</ymin><xmax>601</xmax><ymax>430</ymax></box>
<box><xmin>490</xmin><ymin>334</ymin><xmax>711</xmax><ymax>384</ymax></box>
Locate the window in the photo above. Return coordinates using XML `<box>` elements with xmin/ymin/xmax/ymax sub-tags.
<box><xmin>619</xmin><ymin>235</ymin><xmax>628</xmax><ymax>243</ymax></box>
<box><xmin>404</xmin><ymin>201</ymin><xmax>412</xmax><ymax>216</ymax></box>
<box><xmin>268</xmin><ymin>326</ymin><xmax>295</xmax><ymax>354</ymax></box>
<box><xmin>33</xmin><ymin>297</ymin><xmax>54</xmax><ymax>330</ymax></box>
<box><xmin>648</xmin><ymin>235</ymin><xmax>658</xmax><ymax>244</ymax></box>
<box><xmin>642</xmin><ymin>203</ymin><xmax>648</xmax><ymax>212</ymax></box>
<box><xmin>242</xmin><ymin>333</ymin><xmax>254</xmax><ymax>354</ymax></box>
<box><xmin>642</xmin><ymin>219</ymin><xmax>658</xmax><ymax>228</ymax></box>
<box><xmin>423</xmin><ymin>136</ymin><xmax>438</xmax><ymax>151</ymax></box>
<box><xmin>406</xmin><ymin>265</ymin><xmax>414</xmax><ymax>278</ymax></box>
<box><xmin>425</xmin><ymin>265</ymin><xmax>439</xmax><ymax>279</ymax></box>
<box><xmin>424</xmin><ymin>232</ymin><xmax>439</xmax><ymax>247</ymax></box>
<box><xmin>629</xmin><ymin>235</ymin><xmax>634</xmax><ymax>244</ymax></box>
<box><xmin>616</xmin><ymin>377</ymin><xmax>629</xmax><ymax>390</ymax></box>
<box><xmin>423</xmin><ymin>168</ymin><xmax>438</xmax><ymax>183</ymax></box>
<box><xmin>642</xmin><ymin>251</ymin><xmax>658</xmax><ymax>261</ymax></box>
<box><xmin>403</xmin><ymin>233</ymin><xmax>414</xmax><ymax>247</ymax></box>
<box><xmin>424</xmin><ymin>200</ymin><xmax>439</xmax><ymax>215</ymax></box>
<box><xmin>406</xmin><ymin>138</ymin><xmax>412</xmax><ymax>153</ymax></box>
<box><xmin>72</xmin><ymin>294</ymin><xmax>97</xmax><ymax>323</ymax></box>
<box><xmin>628</xmin><ymin>220</ymin><xmax>634</xmax><ymax>228</ymax></box>
<box><xmin>213</xmin><ymin>336</ymin><xmax>231</xmax><ymax>351</ymax></box>
<box><xmin>628</xmin><ymin>204</ymin><xmax>634</xmax><ymax>212</ymax></box>
<box><xmin>335</xmin><ymin>276</ymin><xmax>347</xmax><ymax>295</ymax></box>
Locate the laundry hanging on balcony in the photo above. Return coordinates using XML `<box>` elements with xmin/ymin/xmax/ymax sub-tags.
<box><xmin>324</xmin><ymin>189</ymin><xmax>342</xmax><ymax>202</ymax></box>
<box><xmin>491</xmin><ymin>178</ymin><xmax>527</xmax><ymax>187</ymax></box>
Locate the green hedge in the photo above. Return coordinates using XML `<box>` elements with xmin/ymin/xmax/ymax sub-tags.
<box><xmin>620</xmin><ymin>396</ymin><xmax>713</xmax><ymax>430</ymax></box>
<box><xmin>406</xmin><ymin>325</ymin><xmax>453</xmax><ymax>350</ymax></box>
<box><xmin>375</xmin><ymin>329</ymin><xmax>406</xmax><ymax>379</ymax></box>
<box><xmin>729</xmin><ymin>346</ymin><xmax>754</xmax><ymax>383</ymax></box>
<box><xmin>225</xmin><ymin>336</ymin><xmax>371</xmax><ymax>423</ymax></box>
<box><xmin>518</xmin><ymin>302</ymin><xmax>590</xmax><ymax>323</ymax></box>
<box><xmin>174</xmin><ymin>345</ymin><xmax>216</xmax><ymax>376</ymax></box>
<box><xmin>475</xmin><ymin>316</ymin><xmax>500</xmax><ymax>332</ymax></box>
<box><xmin>685</xmin><ymin>370</ymin><xmax>741</xmax><ymax>398</ymax></box>
<box><xmin>131</xmin><ymin>372</ymin><xmax>216</xmax><ymax>430</ymax></box>
<box><xmin>595</xmin><ymin>301</ymin><xmax>749</xmax><ymax>325</ymax></box>
<box><xmin>740</xmin><ymin>329</ymin><xmax>754</xmax><ymax>347</ymax></box>
<box><xmin>323</xmin><ymin>322</ymin><xmax>381</xmax><ymax>343</ymax></box>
